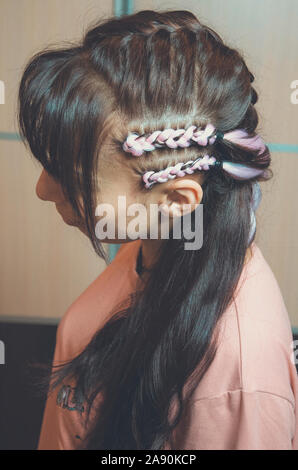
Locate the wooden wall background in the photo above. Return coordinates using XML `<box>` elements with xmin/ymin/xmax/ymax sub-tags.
<box><xmin>0</xmin><ymin>0</ymin><xmax>113</xmax><ymax>322</ymax></box>
<box><xmin>0</xmin><ymin>0</ymin><xmax>297</xmax><ymax>327</ymax></box>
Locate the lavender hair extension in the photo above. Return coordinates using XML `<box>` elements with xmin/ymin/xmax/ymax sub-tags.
<box><xmin>122</xmin><ymin>124</ymin><xmax>267</xmax><ymax>189</ymax></box>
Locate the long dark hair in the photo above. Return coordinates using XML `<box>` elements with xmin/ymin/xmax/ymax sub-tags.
<box><xmin>17</xmin><ymin>9</ymin><xmax>272</xmax><ymax>449</ymax></box>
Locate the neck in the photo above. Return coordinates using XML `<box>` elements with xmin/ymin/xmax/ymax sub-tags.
<box><xmin>140</xmin><ymin>238</ymin><xmax>164</xmax><ymax>272</ymax></box>
<box><xmin>140</xmin><ymin>239</ymin><xmax>253</xmax><ymax>274</ymax></box>
<box><xmin>244</xmin><ymin>244</ymin><xmax>253</xmax><ymax>265</ymax></box>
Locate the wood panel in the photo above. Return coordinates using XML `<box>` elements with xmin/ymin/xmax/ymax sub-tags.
<box><xmin>0</xmin><ymin>0</ymin><xmax>114</xmax><ymax>320</ymax></box>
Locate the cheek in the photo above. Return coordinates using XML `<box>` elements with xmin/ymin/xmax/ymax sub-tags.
<box><xmin>95</xmin><ymin>171</ymin><xmax>150</xmax><ymax>238</ymax></box>
<box><xmin>95</xmin><ymin>196</ymin><xmax>149</xmax><ymax>240</ymax></box>
<box><xmin>122</xmin><ymin>197</ymin><xmax>156</xmax><ymax>238</ymax></box>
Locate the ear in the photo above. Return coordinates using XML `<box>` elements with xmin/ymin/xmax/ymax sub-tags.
<box><xmin>158</xmin><ymin>178</ymin><xmax>203</xmax><ymax>218</ymax></box>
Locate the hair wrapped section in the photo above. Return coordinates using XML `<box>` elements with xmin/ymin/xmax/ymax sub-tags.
<box><xmin>122</xmin><ymin>124</ymin><xmax>217</xmax><ymax>156</ymax></box>
<box><xmin>122</xmin><ymin>122</ymin><xmax>269</xmax><ymax>188</ymax></box>
<box><xmin>143</xmin><ymin>155</ymin><xmax>217</xmax><ymax>188</ymax></box>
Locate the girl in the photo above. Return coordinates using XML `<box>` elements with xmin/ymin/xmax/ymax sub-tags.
<box><xmin>18</xmin><ymin>9</ymin><xmax>298</xmax><ymax>450</ymax></box>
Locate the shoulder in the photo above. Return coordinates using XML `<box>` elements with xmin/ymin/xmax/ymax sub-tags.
<box><xmin>55</xmin><ymin>240</ymin><xmax>141</xmax><ymax>362</ymax></box>
<box><xmin>234</xmin><ymin>244</ymin><xmax>296</xmax><ymax>403</ymax></box>
<box><xmin>234</xmin><ymin>242</ymin><xmax>291</xmax><ymax>334</ymax></box>
<box><xmin>230</xmin><ymin>243</ymin><xmax>294</xmax><ymax>358</ymax></box>
<box><xmin>170</xmin><ymin>388</ymin><xmax>297</xmax><ymax>450</ymax></box>
<box><xmin>192</xmin><ymin>242</ymin><xmax>297</xmax><ymax>408</ymax></box>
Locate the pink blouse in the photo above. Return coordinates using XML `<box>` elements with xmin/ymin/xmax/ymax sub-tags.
<box><xmin>38</xmin><ymin>239</ymin><xmax>298</xmax><ymax>450</ymax></box>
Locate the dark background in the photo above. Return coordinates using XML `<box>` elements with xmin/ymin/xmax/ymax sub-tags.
<box><xmin>0</xmin><ymin>320</ymin><xmax>57</xmax><ymax>450</ymax></box>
